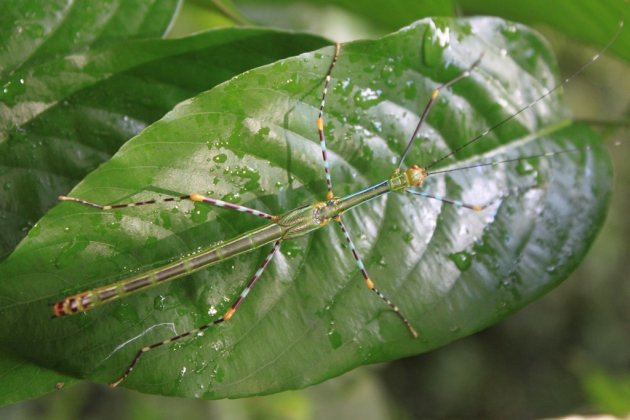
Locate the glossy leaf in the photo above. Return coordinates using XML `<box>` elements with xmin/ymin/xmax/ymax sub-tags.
<box><xmin>0</xmin><ymin>0</ymin><xmax>181</xmax><ymax>79</ymax></box>
<box><xmin>0</xmin><ymin>28</ymin><xmax>329</xmax><ymax>260</ymax></box>
<box><xmin>0</xmin><ymin>17</ymin><xmax>611</xmax><ymax>399</ymax></box>
<box><xmin>457</xmin><ymin>0</ymin><xmax>629</xmax><ymax>61</ymax></box>
<box><xmin>0</xmin><ymin>0</ymin><xmax>181</xmax><ymax>404</ymax></box>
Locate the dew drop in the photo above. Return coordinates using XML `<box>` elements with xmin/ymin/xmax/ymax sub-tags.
<box><xmin>422</xmin><ymin>20</ymin><xmax>450</xmax><ymax>67</ymax></box>
<box><xmin>282</xmin><ymin>241</ymin><xmax>304</xmax><ymax>259</ymax></box>
<box><xmin>516</xmin><ymin>159</ymin><xmax>536</xmax><ymax>175</ymax></box>
<box><xmin>328</xmin><ymin>326</ymin><xmax>343</xmax><ymax>349</ymax></box>
<box><xmin>449</xmin><ymin>250</ymin><xmax>473</xmax><ymax>271</ymax></box>
<box><xmin>353</xmin><ymin>87</ymin><xmax>382</xmax><ymax>109</ymax></box>
<box><xmin>221</xmin><ymin>192</ymin><xmax>241</xmax><ymax>203</ymax></box>
<box><xmin>449</xmin><ymin>325</ymin><xmax>461</xmax><ymax>334</ymax></box>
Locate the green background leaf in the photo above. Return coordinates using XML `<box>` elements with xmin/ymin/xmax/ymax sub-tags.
<box><xmin>231</xmin><ymin>0</ymin><xmax>628</xmax><ymax>62</ymax></box>
<box><xmin>232</xmin><ymin>0</ymin><xmax>454</xmax><ymax>38</ymax></box>
<box><xmin>0</xmin><ymin>0</ymin><xmax>182</xmax><ymax>79</ymax></box>
<box><xmin>0</xmin><ymin>17</ymin><xmax>611</xmax><ymax>399</ymax></box>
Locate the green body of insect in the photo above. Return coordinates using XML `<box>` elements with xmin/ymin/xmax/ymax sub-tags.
<box><xmin>52</xmin><ymin>169</ymin><xmax>424</xmax><ymax>317</ymax></box>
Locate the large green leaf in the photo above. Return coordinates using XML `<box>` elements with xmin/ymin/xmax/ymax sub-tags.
<box><xmin>0</xmin><ymin>17</ymin><xmax>611</xmax><ymax>400</ymax></box>
<box><xmin>0</xmin><ymin>28</ymin><xmax>329</xmax><ymax>261</ymax></box>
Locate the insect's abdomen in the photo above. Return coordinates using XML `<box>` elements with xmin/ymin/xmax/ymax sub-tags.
<box><xmin>53</xmin><ymin>223</ymin><xmax>284</xmax><ymax>317</ymax></box>
<box><xmin>53</xmin><ymin>291</ymin><xmax>95</xmax><ymax>316</ymax></box>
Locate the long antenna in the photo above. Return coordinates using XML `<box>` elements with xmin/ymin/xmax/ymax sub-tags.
<box><xmin>425</xmin><ymin>148</ymin><xmax>581</xmax><ymax>177</ymax></box>
<box><xmin>425</xmin><ymin>20</ymin><xmax>624</xmax><ymax>171</ymax></box>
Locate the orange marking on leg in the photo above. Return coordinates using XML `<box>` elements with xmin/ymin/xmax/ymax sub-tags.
<box><xmin>190</xmin><ymin>193</ymin><xmax>203</xmax><ymax>202</ymax></box>
<box><xmin>317</xmin><ymin>117</ymin><xmax>324</xmax><ymax>131</ymax></box>
<box><xmin>326</xmin><ymin>191</ymin><xmax>334</xmax><ymax>201</ymax></box>
<box><xmin>109</xmin><ymin>379</ymin><xmax>122</xmax><ymax>388</ymax></box>
<box><xmin>365</xmin><ymin>278</ymin><xmax>375</xmax><ymax>289</ymax></box>
<box><xmin>224</xmin><ymin>307</ymin><xmax>236</xmax><ymax>321</ymax></box>
<box><xmin>409</xmin><ymin>326</ymin><xmax>419</xmax><ymax>339</ymax></box>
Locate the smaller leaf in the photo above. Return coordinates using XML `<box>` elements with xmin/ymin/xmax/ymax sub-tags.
<box><xmin>0</xmin><ymin>0</ymin><xmax>181</xmax><ymax>79</ymax></box>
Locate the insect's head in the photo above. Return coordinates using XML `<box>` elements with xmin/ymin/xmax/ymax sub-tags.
<box><xmin>388</xmin><ymin>165</ymin><xmax>428</xmax><ymax>192</ymax></box>
<box><xmin>405</xmin><ymin>165</ymin><xmax>427</xmax><ymax>187</ymax></box>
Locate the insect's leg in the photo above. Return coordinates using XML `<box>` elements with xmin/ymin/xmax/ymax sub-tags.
<box><xmin>317</xmin><ymin>43</ymin><xmax>341</xmax><ymax>201</ymax></box>
<box><xmin>335</xmin><ymin>216</ymin><xmax>418</xmax><ymax>338</ymax></box>
<box><xmin>397</xmin><ymin>55</ymin><xmax>483</xmax><ymax>170</ymax></box>
<box><xmin>58</xmin><ymin>194</ymin><xmax>190</xmax><ymax>210</ymax></box>
<box><xmin>406</xmin><ymin>185</ymin><xmax>537</xmax><ymax>212</ymax></box>
<box><xmin>109</xmin><ymin>240</ymin><xmax>282</xmax><ymax>388</ymax></box>
<box><xmin>405</xmin><ymin>189</ymin><xmax>489</xmax><ymax>211</ymax></box>
<box><xmin>187</xmin><ymin>194</ymin><xmax>275</xmax><ymax>220</ymax></box>
<box><xmin>408</xmin><ymin>149</ymin><xmax>572</xmax><ymax>211</ymax></box>
<box><xmin>59</xmin><ymin>193</ymin><xmax>275</xmax><ymax>221</ymax></box>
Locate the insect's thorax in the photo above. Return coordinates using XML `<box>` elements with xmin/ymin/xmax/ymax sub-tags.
<box><xmin>277</xmin><ymin>201</ymin><xmax>338</xmax><ymax>239</ymax></box>
<box><xmin>276</xmin><ymin>165</ymin><xmax>429</xmax><ymax>240</ymax></box>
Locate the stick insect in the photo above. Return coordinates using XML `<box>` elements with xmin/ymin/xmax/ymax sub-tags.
<box><xmin>51</xmin><ymin>19</ymin><xmax>622</xmax><ymax>389</ymax></box>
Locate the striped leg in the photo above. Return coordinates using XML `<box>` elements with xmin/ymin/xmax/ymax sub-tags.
<box><xmin>317</xmin><ymin>43</ymin><xmax>341</xmax><ymax>201</ymax></box>
<box><xmin>405</xmin><ymin>190</ymin><xmax>488</xmax><ymax>211</ymax></box>
<box><xmin>409</xmin><ymin>150</ymin><xmax>572</xmax><ymax>210</ymax></box>
<box><xmin>335</xmin><ymin>217</ymin><xmax>418</xmax><ymax>338</ymax></box>
<box><xmin>109</xmin><ymin>240</ymin><xmax>282</xmax><ymax>388</ymax></box>
<box><xmin>59</xmin><ymin>193</ymin><xmax>275</xmax><ymax>221</ymax></box>
<box><xmin>406</xmin><ymin>184</ymin><xmax>538</xmax><ymax>212</ymax></box>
